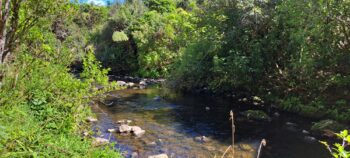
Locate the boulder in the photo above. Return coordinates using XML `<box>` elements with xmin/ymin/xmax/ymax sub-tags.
<box><xmin>92</xmin><ymin>137</ymin><xmax>109</xmax><ymax>147</ymax></box>
<box><xmin>118</xmin><ymin>124</ymin><xmax>132</xmax><ymax>133</ymax></box>
<box><xmin>139</xmin><ymin>81</ymin><xmax>147</xmax><ymax>86</ymax></box>
<box><xmin>148</xmin><ymin>154</ymin><xmax>168</xmax><ymax>158</ymax></box>
<box><xmin>127</xmin><ymin>82</ymin><xmax>135</xmax><ymax>87</ymax></box>
<box><xmin>86</xmin><ymin>117</ymin><xmax>98</xmax><ymax>123</ymax></box>
<box><xmin>116</xmin><ymin>81</ymin><xmax>127</xmax><ymax>86</ymax></box>
<box><xmin>242</xmin><ymin>110</ymin><xmax>271</xmax><ymax>121</ymax></box>
<box><xmin>131</xmin><ymin>152</ymin><xmax>139</xmax><ymax>158</ymax></box>
<box><xmin>133</xmin><ymin>129</ymin><xmax>146</xmax><ymax>137</ymax></box>
<box><xmin>131</xmin><ymin>126</ymin><xmax>145</xmax><ymax>137</ymax></box>
<box><xmin>311</xmin><ymin>119</ymin><xmax>347</xmax><ymax>136</ymax></box>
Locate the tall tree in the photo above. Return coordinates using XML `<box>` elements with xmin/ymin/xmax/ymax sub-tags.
<box><xmin>0</xmin><ymin>0</ymin><xmax>67</xmax><ymax>64</ymax></box>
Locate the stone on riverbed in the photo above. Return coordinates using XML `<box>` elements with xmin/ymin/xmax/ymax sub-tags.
<box><xmin>194</xmin><ymin>136</ymin><xmax>210</xmax><ymax>143</ymax></box>
<box><xmin>92</xmin><ymin>137</ymin><xmax>109</xmax><ymax>147</ymax></box>
<box><xmin>127</xmin><ymin>82</ymin><xmax>135</xmax><ymax>87</ymax></box>
<box><xmin>241</xmin><ymin>110</ymin><xmax>271</xmax><ymax>121</ymax></box>
<box><xmin>131</xmin><ymin>126</ymin><xmax>145</xmax><ymax>137</ymax></box>
<box><xmin>117</xmin><ymin>81</ymin><xmax>127</xmax><ymax>86</ymax></box>
<box><xmin>86</xmin><ymin>117</ymin><xmax>98</xmax><ymax>122</ymax></box>
<box><xmin>107</xmin><ymin>129</ymin><xmax>116</xmax><ymax>133</ymax></box>
<box><xmin>148</xmin><ymin>154</ymin><xmax>168</xmax><ymax>158</ymax></box>
<box><xmin>139</xmin><ymin>80</ymin><xmax>147</xmax><ymax>86</ymax></box>
<box><xmin>117</xmin><ymin>119</ymin><xmax>132</xmax><ymax>124</ymax></box>
<box><xmin>118</xmin><ymin>124</ymin><xmax>132</xmax><ymax>133</ymax></box>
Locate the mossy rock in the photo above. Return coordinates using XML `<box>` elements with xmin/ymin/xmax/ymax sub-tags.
<box><xmin>242</xmin><ymin>110</ymin><xmax>271</xmax><ymax>121</ymax></box>
<box><xmin>311</xmin><ymin>119</ymin><xmax>348</xmax><ymax>134</ymax></box>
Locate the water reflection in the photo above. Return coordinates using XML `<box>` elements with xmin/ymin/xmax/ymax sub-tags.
<box><xmin>92</xmin><ymin>87</ymin><xmax>329</xmax><ymax>158</ymax></box>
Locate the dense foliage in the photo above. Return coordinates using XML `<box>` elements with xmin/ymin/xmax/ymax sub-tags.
<box><xmin>89</xmin><ymin>0</ymin><xmax>350</xmax><ymax>122</ymax></box>
<box><xmin>0</xmin><ymin>1</ymin><xmax>121</xmax><ymax>157</ymax></box>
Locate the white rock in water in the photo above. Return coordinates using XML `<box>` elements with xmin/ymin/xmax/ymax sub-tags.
<box><xmin>117</xmin><ymin>119</ymin><xmax>132</xmax><ymax>124</ymax></box>
<box><xmin>107</xmin><ymin>129</ymin><xmax>116</xmax><ymax>133</ymax></box>
<box><xmin>86</xmin><ymin>117</ymin><xmax>98</xmax><ymax>122</ymax></box>
<box><xmin>118</xmin><ymin>124</ymin><xmax>132</xmax><ymax>133</ymax></box>
<box><xmin>133</xmin><ymin>129</ymin><xmax>145</xmax><ymax>137</ymax></box>
<box><xmin>131</xmin><ymin>126</ymin><xmax>142</xmax><ymax>132</ymax></box>
<box><xmin>131</xmin><ymin>126</ymin><xmax>145</xmax><ymax>137</ymax></box>
<box><xmin>139</xmin><ymin>81</ymin><xmax>147</xmax><ymax>86</ymax></box>
<box><xmin>116</xmin><ymin>81</ymin><xmax>126</xmax><ymax>86</ymax></box>
<box><xmin>127</xmin><ymin>82</ymin><xmax>135</xmax><ymax>87</ymax></box>
<box><xmin>131</xmin><ymin>152</ymin><xmax>139</xmax><ymax>158</ymax></box>
<box><xmin>148</xmin><ymin>154</ymin><xmax>168</xmax><ymax>158</ymax></box>
<box><xmin>205</xmin><ymin>107</ymin><xmax>210</xmax><ymax>111</ymax></box>
<box><xmin>92</xmin><ymin>137</ymin><xmax>109</xmax><ymax>147</ymax></box>
<box><xmin>302</xmin><ymin>130</ymin><xmax>310</xmax><ymax>134</ymax></box>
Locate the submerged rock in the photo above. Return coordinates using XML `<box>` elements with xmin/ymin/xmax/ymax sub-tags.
<box><xmin>153</xmin><ymin>96</ymin><xmax>161</xmax><ymax>101</ymax></box>
<box><xmin>242</xmin><ymin>110</ymin><xmax>271</xmax><ymax>121</ymax></box>
<box><xmin>205</xmin><ymin>107</ymin><xmax>210</xmax><ymax>111</ymax></box>
<box><xmin>286</xmin><ymin>122</ymin><xmax>298</xmax><ymax>127</ymax></box>
<box><xmin>273</xmin><ymin>112</ymin><xmax>280</xmax><ymax>117</ymax></box>
<box><xmin>92</xmin><ymin>137</ymin><xmax>109</xmax><ymax>147</ymax></box>
<box><xmin>117</xmin><ymin>119</ymin><xmax>132</xmax><ymax>124</ymax></box>
<box><xmin>302</xmin><ymin>130</ymin><xmax>310</xmax><ymax>134</ymax></box>
<box><xmin>304</xmin><ymin>136</ymin><xmax>317</xmax><ymax>142</ymax></box>
<box><xmin>148</xmin><ymin>154</ymin><xmax>168</xmax><ymax>158</ymax></box>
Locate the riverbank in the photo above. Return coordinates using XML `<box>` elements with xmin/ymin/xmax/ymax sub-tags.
<box><xmin>0</xmin><ymin>54</ymin><xmax>122</xmax><ymax>157</ymax></box>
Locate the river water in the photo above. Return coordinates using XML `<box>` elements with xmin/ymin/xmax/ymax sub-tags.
<box><xmin>91</xmin><ymin>86</ymin><xmax>330</xmax><ymax>158</ymax></box>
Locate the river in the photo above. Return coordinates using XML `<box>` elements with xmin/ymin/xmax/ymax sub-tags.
<box><xmin>91</xmin><ymin>86</ymin><xmax>330</xmax><ymax>158</ymax></box>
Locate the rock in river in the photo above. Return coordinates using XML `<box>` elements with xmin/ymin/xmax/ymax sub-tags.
<box><xmin>117</xmin><ymin>119</ymin><xmax>132</xmax><ymax>124</ymax></box>
<box><xmin>86</xmin><ymin>117</ymin><xmax>98</xmax><ymax>123</ymax></box>
<box><xmin>117</xmin><ymin>81</ymin><xmax>127</xmax><ymax>86</ymax></box>
<box><xmin>118</xmin><ymin>124</ymin><xmax>132</xmax><ymax>133</ymax></box>
<box><xmin>107</xmin><ymin>129</ymin><xmax>116</xmax><ymax>133</ymax></box>
<box><xmin>92</xmin><ymin>137</ymin><xmax>109</xmax><ymax>147</ymax></box>
<box><xmin>131</xmin><ymin>126</ymin><xmax>146</xmax><ymax>137</ymax></box>
<box><xmin>194</xmin><ymin>136</ymin><xmax>210</xmax><ymax>143</ymax></box>
<box><xmin>148</xmin><ymin>154</ymin><xmax>168</xmax><ymax>158</ymax></box>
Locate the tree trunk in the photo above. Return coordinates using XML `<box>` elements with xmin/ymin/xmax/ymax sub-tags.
<box><xmin>0</xmin><ymin>0</ymin><xmax>10</xmax><ymax>64</ymax></box>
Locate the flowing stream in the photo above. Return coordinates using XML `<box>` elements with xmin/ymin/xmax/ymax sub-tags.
<box><xmin>91</xmin><ymin>86</ymin><xmax>330</xmax><ymax>158</ymax></box>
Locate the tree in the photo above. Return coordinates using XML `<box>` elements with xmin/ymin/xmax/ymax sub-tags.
<box><xmin>0</xmin><ymin>0</ymin><xmax>68</xmax><ymax>64</ymax></box>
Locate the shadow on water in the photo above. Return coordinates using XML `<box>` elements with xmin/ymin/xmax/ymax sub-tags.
<box><xmin>91</xmin><ymin>86</ymin><xmax>330</xmax><ymax>158</ymax></box>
